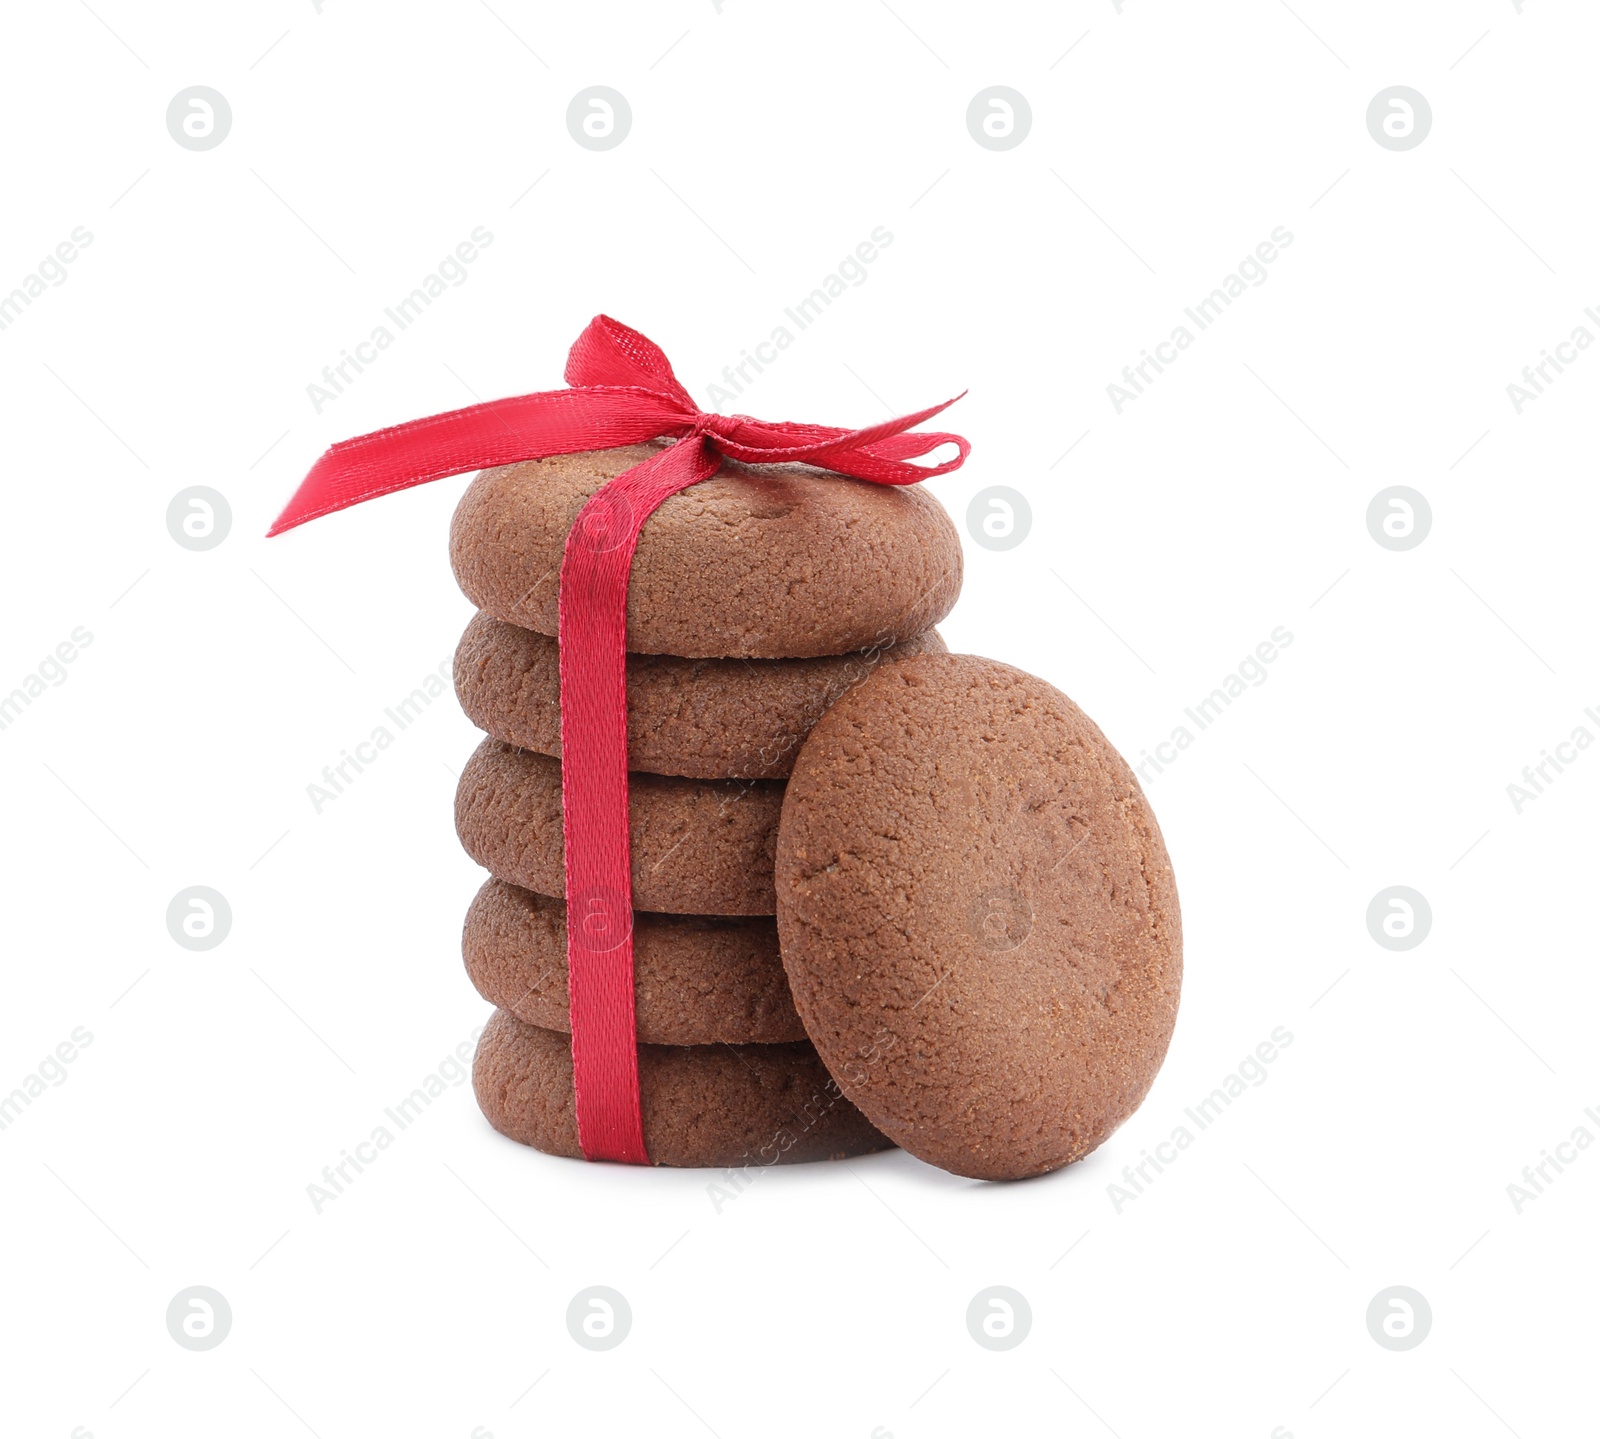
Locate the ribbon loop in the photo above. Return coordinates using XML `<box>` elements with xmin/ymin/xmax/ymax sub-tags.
<box><xmin>269</xmin><ymin>318</ymin><xmax>970</xmax><ymax>1164</ymax></box>
<box><xmin>565</xmin><ymin>315</ymin><xmax>697</xmax><ymax>413</ymax></box>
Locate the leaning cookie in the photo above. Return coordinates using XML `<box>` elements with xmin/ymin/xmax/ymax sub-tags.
<box><xmin>463</xmin><ymin>879</ymin><xmax>804</xmax><ymax>1045</ymax></box>
<box><xmin>776</xmin><ymin>653</ymin><xmax>1182</xmax><ymax>1182</ymax></box>
<box><xmin>449</xmin><ymin>445</ymin><xmax>963</xmax><ymax>659</ymax></box>
<box><xmin>455</xmin><ymin>613</ymin><xmax>948</xmax><ymax>780</ymax></box>
<box><xmin>473</xmin><ymin>1011</ymin><xmax>894</xmax><ymax>1167</ymax></box>
<box><xmin>455</xmin><ymin>738</ymin><xmax>783</xmax><ymax>915</ymax></box>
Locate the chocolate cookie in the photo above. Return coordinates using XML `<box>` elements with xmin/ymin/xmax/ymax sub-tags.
<box><xmin>449</xmin><ymin>445</ymin><xmax>962</xmax><ymax>658</ymax></box>
<box><xmin>455</xmin><ymin>738</ymin><xmax>783</xmax><ymax>915</ymax></box>
<box><xmin>473</xmin><ymin>1010</ymin><xmax>893</xmax><ymax>1167</ymax></box>
<box><xmin>455</xmin><ymin>613</ymin><xmax>948</xmax><ymax>780</ymax></box>
<box><xmin>775</xmin><ymin>653</ymin><xmax>1182</xmax><ymax>1181</ymax></box>
<box><xmin>463</xmin><ymin>879</ymin><xmax>804</xmax><ymax>1045</ymax></box>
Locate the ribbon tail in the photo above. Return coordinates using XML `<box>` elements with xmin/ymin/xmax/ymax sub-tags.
<box><xmin>267</xmin><ymin>387</ymin><xmax>694</xmax><ymax>536</ymax></box>
<box><xmin>558</xmin><ymin>437</ymin><xmax>724</xmax><ymax>1164</ymax></box>
<box><xmin>819</xmin><ymin>431</ymin><xmax>970</xmax><ymax>484</ymax></box>
<box><xmin>712</xmin><ymin>394</ymin><xmax>970</xmax><ymax>484</ymax></box>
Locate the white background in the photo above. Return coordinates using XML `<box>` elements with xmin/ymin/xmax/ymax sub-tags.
<box><xmin>2</xmin><ymin>2</ymin><xmax>1595</xmax><ymax>1435</ymax></box>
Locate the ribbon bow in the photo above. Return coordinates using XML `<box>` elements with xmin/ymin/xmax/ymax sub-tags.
<box><xmin>271</xmin><ymin>315</ymin><xmax>971</xmax><ymax>1164</ymax></box>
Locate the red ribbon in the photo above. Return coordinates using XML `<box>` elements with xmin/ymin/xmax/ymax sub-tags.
<box><xmin>270</xmin><ymin>316</ymin><xmax>970</xmax><ymax>1163</ymax></box>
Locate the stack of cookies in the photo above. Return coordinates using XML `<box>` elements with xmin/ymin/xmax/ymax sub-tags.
<box><xmin>450</xmin><ymin>444</ymin><xmax>965</xmax><ymax>1168</ymax></box>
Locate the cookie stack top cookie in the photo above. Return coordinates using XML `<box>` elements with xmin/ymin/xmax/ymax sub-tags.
<box><xmin>450</xmin><ymin>443</ymin><xmax>964</xmax><ymax>657</ymax></box>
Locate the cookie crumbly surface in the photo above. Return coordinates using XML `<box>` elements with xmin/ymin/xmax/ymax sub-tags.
<box><xmin>455</xmin><ymin>612</ymin><xmax>946</xmax><ymax>779</ymax></box>
<box><xmin>775</xmin><ymin>652</ymin><xmax>1182</xmax><ymax>1181</ymax></box>
<box><xmin>455</xmin><ymin>738</ymin><xmax>784</xmax><ymax>915</ymax></box>
<box><xmin>449</xmin><ymin>445</ymin><xmax>963</xmax><ymax>658</ymax></box>
<box><xmin>463</xmin><ymin>879</ymin><xmax>804</xmax><ymax>1045</ymax></box>
<box><xmin>473</xmin><ymin>1011</ymin><xmax>894</xmax><ymax>1167</ymax></box>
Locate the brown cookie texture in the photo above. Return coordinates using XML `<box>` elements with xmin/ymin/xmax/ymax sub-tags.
<box><xmin>472</xmin><ymin>1010</ymin><xmax>894</xmax><ymax>1167</ymax></box>
<box><xmin>455</xmin><ymin>738</ymin><xmax>783</xmax><ymax>915</ymax></box>
<box><xmin>775</xmin><ymin>653</ymin><xmax>1182</xmax><ymax>1182</ymax></box>
<box><xmin>454</xmin><ymin>612</ymin><xmax>948</xmax><ymax>780</ymax></box>
<box><xmin>448</xmin><ymin>444</ymin><xmax>963</xmax><ymax>659</ymax></box>
<box><xmin>463</xmin><ymin>879</ymin><xmax>804</xmax><ymax>1045</ymax></box>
